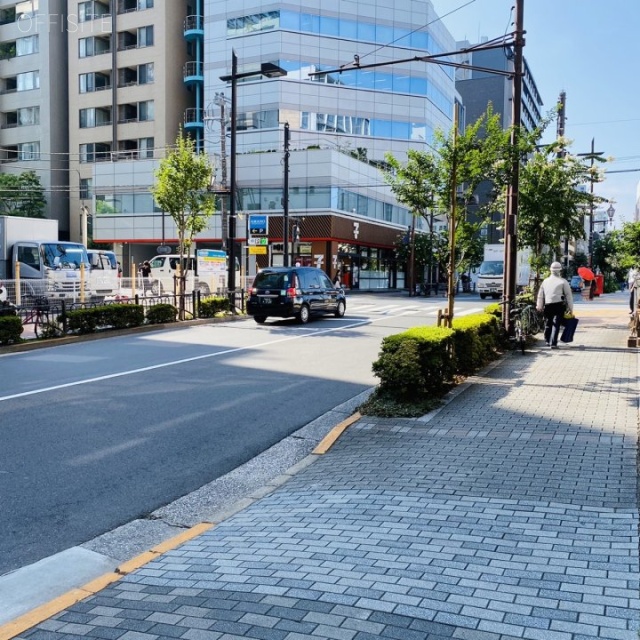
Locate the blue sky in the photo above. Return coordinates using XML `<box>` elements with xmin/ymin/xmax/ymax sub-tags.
<box><xmin>430</xmin><ymin>0</ymin><xmax>639</xmax><ymax>226</ymax></box>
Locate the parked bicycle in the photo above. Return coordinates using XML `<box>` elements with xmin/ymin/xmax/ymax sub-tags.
<box><xmin>510</xmin><ymin>303</ymin><xmax>543</xmax><ymax>354</ymax></box>
<box><xmin>22</xmin><ymin>297</ymin><xmax>64</xmax><ymax>339</ymax></box>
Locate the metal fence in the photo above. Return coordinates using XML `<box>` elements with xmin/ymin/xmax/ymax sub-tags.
<box><xmin>0</xmin><ymin>278</ymin><xmax>246</xmax><ymax>340</ymax></box>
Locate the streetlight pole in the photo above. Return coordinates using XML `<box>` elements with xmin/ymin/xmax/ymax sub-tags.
<box><xmin>228</xmin><ymin>51</ymin><xmax>238</xmax><ymax>294</ymax></box>
<box><xmin>220</xmin><ymin>53</ymin><xmax>287</xmax><ymax>296</ymax></box>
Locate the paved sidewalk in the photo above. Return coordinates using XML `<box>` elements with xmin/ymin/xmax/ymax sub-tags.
<box><xmin>4</xmin><ymin>313</ymin><xmax>639</xmax><ymax>640</ymax></box>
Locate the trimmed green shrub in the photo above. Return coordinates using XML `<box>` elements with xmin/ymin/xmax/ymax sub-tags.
<box><xmin>67</xmin><ymin>304</ymin><xmax>144</xmax><ymax>334</ymax></box>
<box><xmin>451</xmin><ymin>313</ymin><xmax>500</xmax><ymax>376</ymax></box>
<box><xmin>372</xmin><ymin>326</ymin><xmax>455</xmax><ymax>400</ymax></box>
<box><xmin>0</xmin><ymin>315</ymin><xmax>23</xmax><ymax>345</ymax></box>
<box><xmin>199</xmin><ymin>295</ymin><xmax>232</xmax><ymax>318</ymax></box>
<box><xmin>146</xmin><ymin>303</ymin><xmax>178</xmax><ymax>325</ymax></box>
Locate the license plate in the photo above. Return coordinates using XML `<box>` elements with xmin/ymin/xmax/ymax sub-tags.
<box><xmin>259</xmin><ymin>296</ymin><xmax>271</xmax><ymax>304</ymax></box>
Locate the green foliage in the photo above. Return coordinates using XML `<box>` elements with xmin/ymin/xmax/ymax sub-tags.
<box><xmin>151</xmin><ymin>131</ymin><xmax>215</xmax><ymax>259</ymax></box>
<box><xmin>67</xmin><ymin>304</ymin><xmax>144</xmax><ymax>334</ymax></box>
<box><xmin>618</xmin><ymin>221</ymin><xmax>640</xmax><ymax>270</ymax></box>
<box><xmin>199</xmin><ymin>296</ymin><xmax>232</xmax><ymax>318</ymax></box>
<box><xmin>0</xmin><ymin>315</ymin><xmax>23</xmax><ymax>345</ymax></box>
<box><xmin>516</xmin><ymin>142</ymin><xmax>606</xmax><ymax>281</ymax></box>
<box><xmin>372</xmin><ymin>326</ymin><xmax>455</xmax><ymax>401</ymax></box>
<box><xmin>146</xmin><ymin>303</ymin><xmax>178</xmax><ymax>325</ymax></box>
<box><xmin>0</xmin><ymin>171</ymin><xmax>47</xmax><ymax>218</ymax></box>
<box><xmin>450</xmin><ymin>313</ymin><xmax>500</xmax><ymax>376</ymax></box>
<box><xmin>364</xmin><ymin>312</ymin><xmax>505</xmax><ymax>416</ymax></box>
<box><xmin>382</xmin><ymin>106</ymin><xmax>525</xmax><ymax>279</ymax></box>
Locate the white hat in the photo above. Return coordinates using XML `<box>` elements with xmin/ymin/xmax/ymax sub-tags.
<box><xmin>550</xmin><ymin>261</ymin><xmax>562</xmax><ymax>271</ymax></box>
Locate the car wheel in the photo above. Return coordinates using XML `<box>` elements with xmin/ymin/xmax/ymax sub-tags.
<box><xmin>334</xmin><ymin>300</ymin><xmax>346</xmax><ymax>318</ymax></box>
<box><xmin>480</xmin><ymin>293</ymin><xmax>487</xmax><ymax>300</ymax></box>
<box><xmin>254</xmin><ymin>316</ymin><xmax>267</xmax><ymax>324</ymax></box>
<box><xmin>151</xmin><ymin>280</ymin><xmax>162</xmax><ymax>295</ymax></box>
<box><xmin>297</xmin><ymin>305</ymin><xmax>310</xmax><ymax>324</ymax></box>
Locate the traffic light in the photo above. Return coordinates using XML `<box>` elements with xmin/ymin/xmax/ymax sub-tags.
<box><xmin>293</xmin><ymin>224</ymin><xmax>301</xmax><ymax>243</ymax></box>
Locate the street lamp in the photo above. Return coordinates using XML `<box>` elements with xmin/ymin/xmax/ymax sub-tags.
<box><xmin>607</xmin><ymin>204</ymin><xmax>615</xmax><ymax>230</ymax></box>
<box><xmin>219</xmin><ymin>51</ymin><xmax>287</xmax><ymax>295</ymax></box>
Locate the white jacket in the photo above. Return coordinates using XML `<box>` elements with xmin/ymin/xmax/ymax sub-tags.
<box><xmin>537</xmin><ymin>274</ymin><xmax>573</xmax><ymax>312</ymax></box>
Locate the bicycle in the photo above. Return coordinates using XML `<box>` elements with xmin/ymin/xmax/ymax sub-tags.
<box><xmin>509</xmin><ymin>303</ymin><xmax>542</xmax><ymax>354</ymax></box>
<box><xmin>22</xmin><ymin>297</ymin><xmax>64</xmax><ymax>339</ymax></box>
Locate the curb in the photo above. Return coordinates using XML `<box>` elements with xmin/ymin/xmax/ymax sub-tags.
<box><xmin>0</xmin><ymin>524</ymin><xmax>213</xmax><ymax>640</ymax></box>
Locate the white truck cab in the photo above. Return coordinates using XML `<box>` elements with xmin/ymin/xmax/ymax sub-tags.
<box><xmin>87</xmin><ymin>249</ymin><xmax>119</xmax><ymax>300</ymax></box>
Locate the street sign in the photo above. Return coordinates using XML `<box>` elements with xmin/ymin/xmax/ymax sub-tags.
<box><xmin>156</xmin><ymin>245</ymin><xmax>172</xmax><ymax>254</ymax></box>
<box><xmin>249</xmin><ymin>246</ymin><xmax>267</xmax><ymax>255</ymax></box>
<box><xmin>249</xmin><ymin>215</ymin><xmax>268</xmax><ymax>235</ymax></box>
<box><xmin>248</xmin><ymin>237</ymin><xmax>268</xmax><ymax>246</ymax></box>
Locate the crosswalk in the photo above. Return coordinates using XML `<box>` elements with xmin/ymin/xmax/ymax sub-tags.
<box><xmin>346</xmin><ymin>301</ymin><xmax>486</xmax><ymax>317</ymax></box>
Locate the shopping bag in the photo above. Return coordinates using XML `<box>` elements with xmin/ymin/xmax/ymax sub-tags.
<box><xmin>560</xmin><ymin>317</ymin><xmax>579</xmax><ymax>343</ymax></box>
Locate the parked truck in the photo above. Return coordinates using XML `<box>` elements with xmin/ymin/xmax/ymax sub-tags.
<box><xmin>87</xmin><ymin>249</ymin><xmax>119</xmax><ymax>300</ymax></box>
<box><xmin>477</xmin><ymin>243</ymin><xmax>531</xmax><ymax>299</ymax></box>
<box><xmin>0</xmin><ymin>215</ymin><xmax>91</xmax><ymax>303</ymax></box>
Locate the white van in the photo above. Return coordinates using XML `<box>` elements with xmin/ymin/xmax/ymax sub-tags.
<box><xmin>148</xmin><ymin>254</ymin><xmax>213</xmax><ymax>296</ymax></box>
<box><xmin>87</xmin><ymin>249</ymin><xmax>119</xmax><ymax>300</ymax></box>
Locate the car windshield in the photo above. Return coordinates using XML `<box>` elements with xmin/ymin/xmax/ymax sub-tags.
<box><xmin>253</xmin><ymin>272</ymin><xmax>290</xmax><ymax>289</ymax></box>
<box><xmin>479</xmin><ymin>261</ymin><xmax>503</xmax><ymax>276</ymax></box>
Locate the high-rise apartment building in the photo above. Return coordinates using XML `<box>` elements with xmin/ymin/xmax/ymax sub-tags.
<box><xmin>0</xmin><ymin>0</ymin><xmax>69</xmax><ymax>236</ymax></box>
<box><xmin>68</xmin><ymin>0</ymin><xmax>195</xmax><ymax>244</ymax></box>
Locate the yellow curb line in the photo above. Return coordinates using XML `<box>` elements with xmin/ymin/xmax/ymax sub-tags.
<box><xmin>0</xmin><ymin>522</ymin><xmax>214</xmax><ymax>640</ymax></box>
<box><xmin>312</xmin><ymin>412</ymin><xmax>361</xmax><ymax>455</ymax></box>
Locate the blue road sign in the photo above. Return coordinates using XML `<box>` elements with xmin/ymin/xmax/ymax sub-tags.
<box><xmin>249</xmin><ymin>215</ymin><xmax>268</xmax><ymax>235</ymax></box>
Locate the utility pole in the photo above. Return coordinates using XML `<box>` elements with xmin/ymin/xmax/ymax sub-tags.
<box><xmin>557</xmin><ymin>91</ymin><xmax>569</xmax><ymax>268</ymax></box>
<box><xmin>283</xmin><ymin>122</ymin><xmax>290</xmax><ymax>267</ymax></box>
<box><xmin>503</xmin><ymin>0</ymin><xmax>525</xmax><ymax>334</ymax></box>
<box><xmin>578</xmin><ymin>138</ymin><xmax>605</xmax><ymax>268</ymax></box>
<box><xmin>215</xmin><ymin>93</ymin><xmax>229</xmax><ymax>250</ymax></box>
<box><xmin>445</xmin><ymin>103</ymin><xmax>459</xmax><ymax>327</ymax></box>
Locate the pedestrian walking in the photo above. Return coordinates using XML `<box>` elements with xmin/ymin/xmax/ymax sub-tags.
<box><xmin>140</xmin><ymin>260</ymin><xmax>151</xmax><ymax>294</ymax></box>
<box><xmin>536</xmin><ymin>261</ymin><xmax>573</xmax><ymax>349</ymax></box>
<box><xmin>627</xmin><ymin>266</ymin><xmax>638</xmax><ymax>314</ymax></box>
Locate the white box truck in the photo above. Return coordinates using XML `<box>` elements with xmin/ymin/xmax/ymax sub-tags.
<box><xmin>0</xmin><ymin>216</ymin><xmax>91</xmax><ymax>303</ymax></box>
<box><xmin>477</xmin><ymin>243</ymin><xmax>531</xmax><ymax>299</ymax></box>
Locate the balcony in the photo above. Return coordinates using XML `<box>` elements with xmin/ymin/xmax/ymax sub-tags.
<box><xmin>183</xmin><ymin>61</ymin><xmax>203</xmax><ymax>85</ymax></box>
<box><xmin>183</xmin><ymin>107</ymin><xmax>204</xmax><ymax>131</ymax></box>
<box><xmin>183</xmin><ymin>15</ymin><xmax>204</xmax><ymax>41</ymax></box>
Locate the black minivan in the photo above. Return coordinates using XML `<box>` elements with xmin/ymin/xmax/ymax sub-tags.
<box><xmin>247</xmin><ymin>267</ymin><xmax>346</xmax><ymax>324</ymax></box>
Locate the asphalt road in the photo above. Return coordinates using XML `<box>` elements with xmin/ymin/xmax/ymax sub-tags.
<box><xmin>0</xmin><ymin>294</ymin><xmax>486</xmax><ymax>577</ymax></box>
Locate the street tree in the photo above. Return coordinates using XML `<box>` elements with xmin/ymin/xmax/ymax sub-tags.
<box><xmin>516</xmin><ymin>140</ymin><xmax>605</xmax><ymax>289</ymax></box>
<box><xmin>382</xmin><ymin>105</ymin><xmax>514</xmax><ymax>291</ymax></box>
<box><xmin>0</xmin><ymin>171</ymin><xmax>46</xmax><ymax>218</ymax></box>
<box><xmin>151</xmin><ymin>132</ymin><xmax>215</xmax><ymax>313</ymax></box>
<box><xmin>617</xmin><ymin>221</ymin><xmax>640</xmax><ymax>268</ymax></box>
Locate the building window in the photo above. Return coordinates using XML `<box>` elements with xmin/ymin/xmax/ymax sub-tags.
<box><xmin>80</xmin><ymin>142</ymin><xmax>112</xmax><ymax>163</ymax></box>
<box><xmin>79</xmin><ymin>35</ymin><xmax>111</xmax><ymax>57</ymax></box>
<box><xmin>79</xmin><ymin>71</ymin><xmax>111</xmax><ymax>93</ymax></box>
<box><xmin>78</xmin><ymin>1</ymin><xmax>110</xmax><ymax>21</ymax></box>
<box><xmin>80</xmin><ymin>178</ymin><xmax>93</xmax><ymax>200</ymax></box>
<box><xmin>139</xmin><ymin>137</ymin><xmax>154</xmax><ymax>158</ymax></box>
<box><xmin>137</xmin><ymin>25</ymin><xmax>153</xmax><ymax>47</ymax></box>
<box><xmin>79</xmin><ymin>106</ymin><xmax>111</xmax><ymax>128</ymax></box>
<box><xmin>138</xmin><ymin>100</ymin><xmax>154</xmax><ymax>121</ymax></box>
<box><xmin>138</xmin><ymin>62</ymin><xmax>154</xmax><ymax>84</ymax></box>
<box><xmin>2</xmin><ymin>106</ymin><xmax>39</xmax><ymax>128</ymax></box>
